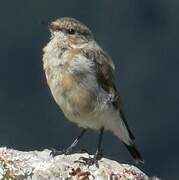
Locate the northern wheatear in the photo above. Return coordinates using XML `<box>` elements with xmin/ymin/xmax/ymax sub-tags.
<box><xmin>42</xmin><ymin>17</ymin><xmax>144</xmax><ymax>166</ymax></box>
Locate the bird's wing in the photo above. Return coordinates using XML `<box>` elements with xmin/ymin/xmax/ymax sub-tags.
<box><xmin>82</xmin><ymin>48</ymin><xmax>135</xmax><ymax>140</ymax></box>
<box><xmin>82</xmin><ymin>48</ymin><xmax>115</xmax><ymax>93</ymax></box>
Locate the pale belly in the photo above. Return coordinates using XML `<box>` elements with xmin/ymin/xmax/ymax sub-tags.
<box><xmin>48</xmin><ymin>73</ymin><xmax>117</xmax><ymax>130</ymax></box>
<box><xmin>58</xmin><ymin>92</ymin><xmax>118</xmax><ymax>130</ymax></box>
<box><xmin>43</xmin><ymin>54</ymin><xmax>118</xmax><ymax>130</ymax></box>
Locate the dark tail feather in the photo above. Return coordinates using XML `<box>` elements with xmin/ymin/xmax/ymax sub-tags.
<box><xmin>123</xmin><ymin>143</ymin><xmax>144</xmax><ymax>164</ymax></box>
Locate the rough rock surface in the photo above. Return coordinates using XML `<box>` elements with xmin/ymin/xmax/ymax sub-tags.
<box><xmin>0</xmin><ymin>147</ymin><xmax>160</xmax><ymax>180</ymax></box>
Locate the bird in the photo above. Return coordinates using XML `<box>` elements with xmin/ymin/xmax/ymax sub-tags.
<box><xmin>42</xmin><ymin>17</ymin><xmax>144</xmax><ymax>166</ymax></box>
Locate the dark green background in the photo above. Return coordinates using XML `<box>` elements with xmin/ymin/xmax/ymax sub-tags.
<box><xmin>0</xmin><ymin>0</ymin><xmax>178</xmax><ymax>179</ymax></box>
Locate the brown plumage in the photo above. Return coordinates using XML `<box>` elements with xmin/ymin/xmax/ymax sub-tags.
<box><xmin>43</xmin><ymin>17</ymin><xmax>144</xmax><ymax>165</ymax></box>
<box><xmin>82</xmin><ymin>47</ymin><xmax>143</xmax><ymax>163</ymax></box>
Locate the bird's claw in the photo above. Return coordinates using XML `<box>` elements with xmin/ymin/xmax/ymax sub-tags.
<box><xmin>78</xmin><ymin>156</ymin><xmax>100</xmax><ymax>168</ymax></box>
<box><xmin>50</xmin><ymin>148</ymin><xmax>65</xmax><ymax>157</ymax></box>
<box><xmin>75</xmin><ymin>150</ymin><xmax>103</xmax><ymax>168</ymax></box>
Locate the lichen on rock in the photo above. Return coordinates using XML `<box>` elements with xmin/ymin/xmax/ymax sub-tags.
<box><xmin>0</xmin><ymin>147</ymin><xmax>160</xmax><ymax>180</ymax></box>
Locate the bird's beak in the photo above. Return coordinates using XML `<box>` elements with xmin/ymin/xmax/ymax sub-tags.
<box><xmin>40</xmin><ymin>19</ymin><xmax>55</xmax><ymax>32</ymax></box>
<box><xmin>49</xmin><ymin>21</ymin><xmax>62</xmax><ymax>31</ymax></box>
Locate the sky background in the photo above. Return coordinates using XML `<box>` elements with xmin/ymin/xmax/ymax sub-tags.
<box><xmin>0</xmin><ymin>0</ymin><xmax>179</xmax><ymax>179</ymax></box>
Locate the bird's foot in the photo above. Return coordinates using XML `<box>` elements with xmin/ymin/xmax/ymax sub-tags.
<box><xmin>50</xmin><ymin>148</ymin><xmax>89</xmax><ymax>157</ymax></box>
<box><xmin>50</xmin><ymin>148</ymin><xmax>67</xmax><ymax>157</ymax></box>
<box><xmin>75</xmin><ymin>150</ymin><xmax>103</xmax><ymax>168</ymax></box>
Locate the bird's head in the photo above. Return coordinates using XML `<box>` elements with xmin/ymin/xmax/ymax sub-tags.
<box><xmin>49</xmin><ymin>17</ymin><xmax>94</xmax><ymax>47</ymax></box>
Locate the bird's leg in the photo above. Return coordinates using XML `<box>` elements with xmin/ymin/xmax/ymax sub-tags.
<box><xmin>94</xmin><ymin>127</ymin><xmax>104</xmax><ymax>161</ymax></box>
<box><xmin>78</xmin><ymin>127</ymin><xmax>104</xmax><ymax>167</ymax></box>
<box><xmin>51</xmin><ymin>129</ymin><xmax>87</xmax><ymax>157</ymax></box>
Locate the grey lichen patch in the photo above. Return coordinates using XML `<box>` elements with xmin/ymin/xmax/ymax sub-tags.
<box><xmin>0</xmin><ymin>162</ymin><xmax>16</xmax><ymax>180</ymax></box>
<box><xmin>0</xmin><ymin>147</ymin><xmax>34</xmax><ymax>179</ymax></box>
<box><xmin>0</xmin><ymin>147</ymin><xmax>160</xmax><ymax>180</ymax></box>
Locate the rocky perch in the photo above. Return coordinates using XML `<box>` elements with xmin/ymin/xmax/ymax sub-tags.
<box><xmin>0</xmin><ymin>147</ymin><xmax>160</xmax><ymax>180</ymax></box>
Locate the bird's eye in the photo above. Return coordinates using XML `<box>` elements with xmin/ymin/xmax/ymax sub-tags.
<box><xmin>67</xmin><ymin>28</ymin><xmax>75</xmax><ymax>34</ymax></box>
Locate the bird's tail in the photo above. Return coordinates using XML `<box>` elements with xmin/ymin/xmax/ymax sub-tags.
<box><xmin>111</xmin><ymin>116</ymin><xmax>144</xmax><ymax>164</ymax></box>
<box><xmin>112</xmin><ymin>125</ymin><xmax>144</xmax><ymax>164</ymax></box>
<box><xmin>123</xmin><ymin>142</ymin><xmax>144</xmax><ymax>164</ymax></box>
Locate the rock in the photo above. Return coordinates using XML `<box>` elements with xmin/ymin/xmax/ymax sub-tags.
<box><xmin>0</xmin><ymin>147</ymin><xmax>160</xmax><ymax>180</ymax></box>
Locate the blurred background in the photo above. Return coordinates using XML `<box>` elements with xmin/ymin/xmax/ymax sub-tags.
<box><xmin>0</xmin><ymin>0</ymin><xmax>179</xmax><ymax>179</ymax></box>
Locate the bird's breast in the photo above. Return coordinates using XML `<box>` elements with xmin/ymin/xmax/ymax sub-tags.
<box><xmin>44</xmin><ymin>59</ymin><xmax>97</xmax><ymax>120</ymax></box>
<box><xmin>43</xmin><ymin>45</ymin><xmax>112</xmax><ymax>128</ymax></box>
<box><xmin>53</xmin><ymin>73</ymin><xmax>98</xmax><ymax>124</ymax></box>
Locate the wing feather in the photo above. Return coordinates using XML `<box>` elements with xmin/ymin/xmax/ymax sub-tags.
<box><xmin>82</xmin><ymin>48</ymin><xmax>135</xmax><ymax>140</ymax></box>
